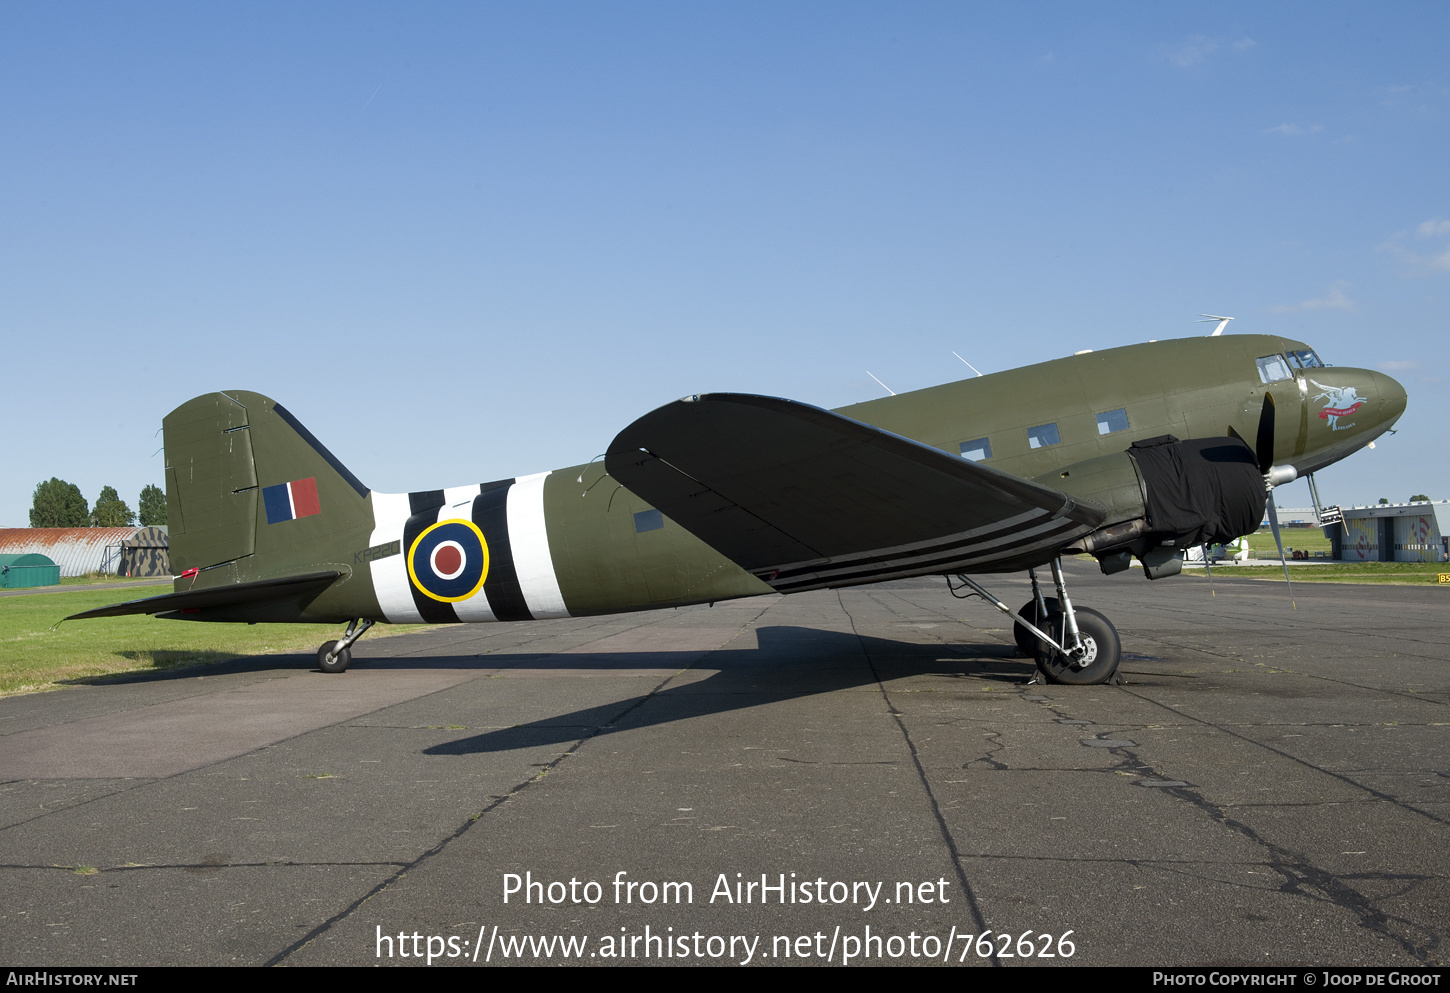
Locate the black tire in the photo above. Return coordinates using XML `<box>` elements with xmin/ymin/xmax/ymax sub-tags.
<box><xmin>1031</xmin><ymin>607</ymin><xmax>1121</xmax><ymax>685</ymax></box>
<box><xmin>1013</xmin><ymin>597</ymin><xmax>1060</xmax><ymax>656</ymax></box>
<box><xmin>318</xmin><ymin>641</ymin><xmax>351</xmax><ymax>674</ymax></box>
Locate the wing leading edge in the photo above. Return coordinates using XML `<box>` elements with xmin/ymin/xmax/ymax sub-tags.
<box><xmin>605</xmin><ymin>393</ymin><xmax>1106</xmax><ymax>593</ymax></box>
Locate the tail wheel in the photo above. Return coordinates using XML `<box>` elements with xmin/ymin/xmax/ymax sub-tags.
<box><xmin>1013</xmin><ymin>597</ymin><xmax>1060</xmax><ymax>656</ymax></box>
<box><xmin>1032</xmin><ymin>607</ymin><xmax>1121</xmax><ymax>685</ymax></box>
<box><xmin>318</xmin><ymin>641</ymin><xmax>351</xmax><ymax>674</ymax></box>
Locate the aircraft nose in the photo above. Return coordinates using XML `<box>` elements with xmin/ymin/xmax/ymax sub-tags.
<box><xmin>1372</xmin><ymin>370</ymin><xmax>1408</xmax><ymax>425</ymax></box>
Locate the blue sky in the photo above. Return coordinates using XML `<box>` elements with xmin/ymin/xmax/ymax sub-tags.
<box><xmin>3</xmin><ymin>2</ymin><xmax>1446</xmax><ymax>526</ymax></box>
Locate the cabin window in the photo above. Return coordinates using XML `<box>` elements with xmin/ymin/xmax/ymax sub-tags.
<box><xmin>1096</xmin><ymin>408</ymin><xmax>1129</xmax><ymax>435</ymax></box>
<box><xmin>1027</xmin><ymin>423</ymin><xmax>1060</xmax><ymax>449</ymax></box>
<box><xmin>1256</xmin><ymin>354</ymin><xmax>1293</xmax><ymax>383</ymax></box>
<box><xmin>959</xmin><ymin>438</ymin><xmax>992</xmax><ymax>462</ymax></box>
<box><xmin>1288</xmin><ymin>348</ymin><xmax>1324</xmax><ymax>369</ymax></box>
<box><xmin>634</xmin><ymin>509</ymin><xmax>664</xmax><ymax>533</ymax></box>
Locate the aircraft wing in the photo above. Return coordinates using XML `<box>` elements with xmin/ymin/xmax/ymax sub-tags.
<box><xmin>605</xmin><ymin>394</ymin><xmax>1106</xmax><ymax>592</ymax></box>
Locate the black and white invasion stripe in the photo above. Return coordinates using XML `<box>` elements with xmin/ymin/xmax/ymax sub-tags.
<box><xmin>368</xmin><ymin>472</ymin><xmax>568</xmax><ymax>624</ymax></box>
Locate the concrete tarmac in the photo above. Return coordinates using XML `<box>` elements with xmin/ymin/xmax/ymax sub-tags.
<box><xmin>1</xmin><ymin>561</ymin><xmax>1446</xmax><ymax>967</ymax></box>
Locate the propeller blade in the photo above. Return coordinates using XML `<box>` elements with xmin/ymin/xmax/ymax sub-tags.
<box><xmin>1265</xmin><ymin>490</ymin><xmax>1296</xmax><ymax>609</ymax></box>
<box><xmin>1255</xmin><ymin>393</ymin><xmax>1276</xmax><ymax>475</ymax></box>
<box><xmin>1202</xmin><ymin>543</ymin><xmax>1216</xmax><ymax>596</ymax></box>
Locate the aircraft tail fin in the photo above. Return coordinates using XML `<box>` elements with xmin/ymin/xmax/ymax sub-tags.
<box><xmin>164</xmin><ymin>391</ymin><xmax>372</xmax><ymax>585</ymax></box>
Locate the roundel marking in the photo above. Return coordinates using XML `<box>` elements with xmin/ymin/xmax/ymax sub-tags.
<box><xmin>407</xmin><ymin>519</ymin><xmax>490</xmax><ymax>603</ymax></box>
<box><xmin>431</xmin><ymin>540</ymin><xmax>466</xmax><ymax>580</ymax></box>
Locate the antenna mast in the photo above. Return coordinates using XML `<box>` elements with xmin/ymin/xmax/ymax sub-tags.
<box><xmin>1197</xmin><ymin>314</ymin><xmax>1235</xmax><ymax>336</ymax></box>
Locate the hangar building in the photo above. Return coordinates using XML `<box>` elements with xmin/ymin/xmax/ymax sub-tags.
<box><xmin>1325</xmin><ymin>501</ymin><xmax>1450</xmax><ymax>563</ymax></box>
<box><xmin>0</xmin><ymin>527</ymin><xmax>171</xmax><ymax>578</ymax></box>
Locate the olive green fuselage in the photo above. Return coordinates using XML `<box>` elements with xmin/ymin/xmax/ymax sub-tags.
<box><xmin>162</xmin><ymin>335</ymin><xmax>1405</xmax><ymax>625</ymax></box>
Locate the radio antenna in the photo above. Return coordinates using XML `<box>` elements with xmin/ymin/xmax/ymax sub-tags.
<box><xmin>952</xmin><ymin>351</ymin><xmax>984</xmax><ymax>377</ymax></box>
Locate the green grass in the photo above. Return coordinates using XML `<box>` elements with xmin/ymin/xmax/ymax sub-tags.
<box><xmin>54</xmin><ymin>573</ymin><xmax>171</xmax><ymax>586</ymax></box>
<box><xmin>1214</xmin><ymin>561</ymin><xmax>1450</xmax><ymax>585</ymax></box>
<box><xmin>1234</xmin><ymin>528</ymin><xmax>1447</xmax><ymax>582</ymax></box>
<box><xmin>1246</xmin><ymin>528</ymin><xmax>1332</xmax><ymax>556</ymax></box>
<box><xmin>0</xmin><ymin>589</ymin><xmax>424</xmax><ymax>697</ymax></box>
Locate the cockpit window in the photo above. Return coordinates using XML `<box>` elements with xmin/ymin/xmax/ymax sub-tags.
<box><xmin>1287</xmin><ymin>348</ymin><xmax>1323</xmax><ymax>369</ymax></box>
<box><xmin>1256</xmin><ymin>354</ymin><xmax>1293</xmax><ymax>383</ymax></box>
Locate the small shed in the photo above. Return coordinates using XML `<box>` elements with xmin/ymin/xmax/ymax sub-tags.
<box><xmin>0</xmin><ymin>553</ymin><xmax>61</xmax><ymax>589</ymax></box>
<box><xmin>118</xmin><ymin>526</ymin><xmax>170</xmax><ymax>577</ymax></box>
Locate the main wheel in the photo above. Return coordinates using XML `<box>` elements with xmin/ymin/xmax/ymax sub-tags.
<box><xmin>1031</xmin><ymin>607</ymin><xmax>1121</xmax><ymax>685</ymax></box>
<box><xmin>1013</xmin><ymin>597</ymin><xmax>1060</xmax><ymax>656</ymax></box>
<box><xmin>317</xmin><ymin>641</ymin><xmax>351</xmax><ymax>674</ymax></box>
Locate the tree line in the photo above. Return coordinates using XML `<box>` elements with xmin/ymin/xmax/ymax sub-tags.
<box><xmin>29</xmin><ymin>479</ymin><xmax>166</xmax><ymax>528</ymax></box>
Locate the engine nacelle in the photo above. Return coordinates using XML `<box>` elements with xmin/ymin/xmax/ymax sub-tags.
<box><xmin>1034</xmin><ymin>436</ymin><xmax>1266</xmax><ymax>579</ymax></box>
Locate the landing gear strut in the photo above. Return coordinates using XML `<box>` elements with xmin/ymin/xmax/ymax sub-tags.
<box><xmin>317</xmin><ymin>618</ymin><xmax>374</xmax><ymax>674</ymax></box>
<box><xmin>951</xmin><ymin>558</ymin><xmax>1122</xmax><ymax>686</ymax></box>
<box><xmin>1012</xmin><ymin>567</ymin><xmax>1058</xmax><ymax>656</ymax></box>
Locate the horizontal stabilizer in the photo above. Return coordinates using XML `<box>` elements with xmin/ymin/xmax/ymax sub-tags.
<box><xmin>606</xmin><ymin>394</ymin><xmax>1105</xmax><ymax>592</ymax></box>
<box><xmin>65</xmin><ymin>572</ymin><xmax>342</xmax><ymax>621</ymax></box>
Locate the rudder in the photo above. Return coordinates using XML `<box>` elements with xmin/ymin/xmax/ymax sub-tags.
<box><xmin>164</xmin><ymin>393</ymin><xmax>258</xmax><ymax>573</ymax></box>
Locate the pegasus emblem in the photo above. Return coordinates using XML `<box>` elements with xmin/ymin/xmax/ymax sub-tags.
<box><xmin>1310</xmin><ymin>380</ymin><xmax>1366</xmax><ymax>431</ymax></box>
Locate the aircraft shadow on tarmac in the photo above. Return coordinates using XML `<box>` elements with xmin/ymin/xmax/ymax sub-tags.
<box><xmin>58</xmin><ymin>625</ymin><xmax>1037</xmax><ymax>753</ymax></box>
<box><xmin>419</xmin><ymin>625</ymin><xmax>1036</xmax><ymax>756</ymax></box>
<box><xmin>65</xmin><ymin>622</ymin><xmax>1031</xmax><ymax>685</ymax></box>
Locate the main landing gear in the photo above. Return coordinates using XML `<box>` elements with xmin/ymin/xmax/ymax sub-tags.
<box><xmin>317</xmin><ymin>618</ymin><xmax>374</xmax><ymax>674</ymax></box>
<box><xmin>951</xmin><ymin>558</ymin><xmax>1122</xmax><ymax>686</ymax></box>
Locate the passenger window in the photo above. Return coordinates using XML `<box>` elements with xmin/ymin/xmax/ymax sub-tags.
<box><xmin>1096</xmin><ymin>408</ymin><xmax>1129</xmax><ymax>435</ymax></box>
<box><xmin>1027</xmin><ymin>423</ymin><xmax>1060</xmax><ymax>449</ymax></box>
<box><xmin>634</xmin><ymin>509</ymin><xmax>664</xmax><ymax>533</ymax></box>
<box><xmin>1256</xmin><ymin>354</ymin><xmax>1293</xmax><ymax>383</ymax></box>
<box><xmin>959</xmin><ymin>438</ymin><xmax>992</xmax><ymax>462</ymax></box>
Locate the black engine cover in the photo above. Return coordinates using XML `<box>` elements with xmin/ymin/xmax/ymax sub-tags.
<box><xmin>1128</xmin><ymin>436</ymin><xmax>1266</xmax><ymax>548</ymax></box>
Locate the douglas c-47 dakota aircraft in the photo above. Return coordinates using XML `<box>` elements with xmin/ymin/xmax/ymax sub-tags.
<box><xmin>71</xmin><ymin>334</ymin><xmax>1406</xmax><ymax>685</ymax></box>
